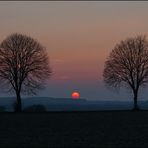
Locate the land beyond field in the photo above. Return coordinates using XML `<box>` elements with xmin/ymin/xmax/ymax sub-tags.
<box><xmin>0</xmin><ymin>111</ymin><xmax>148</xmax><ymax>147</ymax></box>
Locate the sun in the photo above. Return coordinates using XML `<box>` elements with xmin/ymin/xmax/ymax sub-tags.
<box><xmin>71</xmin><ymin>92</ymin><xmax>80</xmax><ymax>99</ymax></box>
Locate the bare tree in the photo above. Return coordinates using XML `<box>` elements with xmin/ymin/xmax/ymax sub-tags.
<box><xmin>103</xmin><ymin>35</ymin><xmax>148</xmax><ymax>110</ymax></box>
<box><xmin>0</xmin><ymin>33</ymin><xmax>51</xmax><ymax>112</ymax></box>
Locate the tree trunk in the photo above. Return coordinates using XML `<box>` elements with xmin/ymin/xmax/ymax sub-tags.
<box><xmin>15</xmin><ymin>92</ymin><xmax>22</xmax><ymax>112</ymax></box>
<box><xmin>133</xmin><ymin>91</ymin><xmax>139</xmax><ymax>111</ymax></box>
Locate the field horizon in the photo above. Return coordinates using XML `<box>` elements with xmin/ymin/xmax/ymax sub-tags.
<box><xmin>0</xmin><ymin>96</ymin><xmax>148</xmax><ymax>112</ymax></box>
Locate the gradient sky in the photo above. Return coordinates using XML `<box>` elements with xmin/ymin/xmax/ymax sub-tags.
<box><xmin>0</xmin><ymin>1</ymin><xmax>148</xmax><ymax>100</ymax></box>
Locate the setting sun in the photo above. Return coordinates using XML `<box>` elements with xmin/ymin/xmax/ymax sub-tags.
<box><xmin>71</xmin><ymin>92</ymin><xmax>80</xmax><ymax>99</ymax></box>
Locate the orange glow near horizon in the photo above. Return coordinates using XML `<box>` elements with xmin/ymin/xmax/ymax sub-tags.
<box><xmin>71</xmin><ymin>92</ymin><xmax>80</xmax><ymax>99</ymax></box>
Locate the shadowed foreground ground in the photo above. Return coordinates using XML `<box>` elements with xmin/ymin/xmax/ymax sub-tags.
<box><xmin>0</xmin><ymin>111</ymin><xmax>148</xmax><ymax>147</ymax></box>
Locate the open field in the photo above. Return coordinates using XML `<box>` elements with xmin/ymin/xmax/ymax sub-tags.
<box><xmin>0</xmin><ymin>111</ymin><xmax>148</xmax><ymax>147</ymax></box>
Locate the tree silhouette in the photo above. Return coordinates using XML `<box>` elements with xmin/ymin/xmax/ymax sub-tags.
<box><xmin>0</xmin><ymin>33</ymin><xmax>51</xmax><ymax>112</ymax></box>
<box><xmin>103</xmin><ymin>35</ymin><xmax>148</xmax><ymax>110</ymax></box>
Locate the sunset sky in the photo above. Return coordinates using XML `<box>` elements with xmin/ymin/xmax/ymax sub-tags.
<box><xmin>0</xmin><ymin>1</ymin><xmax>148</xmax><ymax>100</ymax></box>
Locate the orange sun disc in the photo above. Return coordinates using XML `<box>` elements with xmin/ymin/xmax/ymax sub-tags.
<box><xmin>72</xmin><ymin>92</ymin><xmax>80</xmax><ymax>99</ymax></box>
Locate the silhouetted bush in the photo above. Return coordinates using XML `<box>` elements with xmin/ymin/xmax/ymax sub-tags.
<box><xmin>23</xmin><ymin>104</ymin><xmax>47</xmax><ymax>112</ymax></box>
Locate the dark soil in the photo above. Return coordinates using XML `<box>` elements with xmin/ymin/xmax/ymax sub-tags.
<box><xmin>0</xmin><ymin>111</ymin><xmax>148</xmax><ymax>147</ymax></box>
